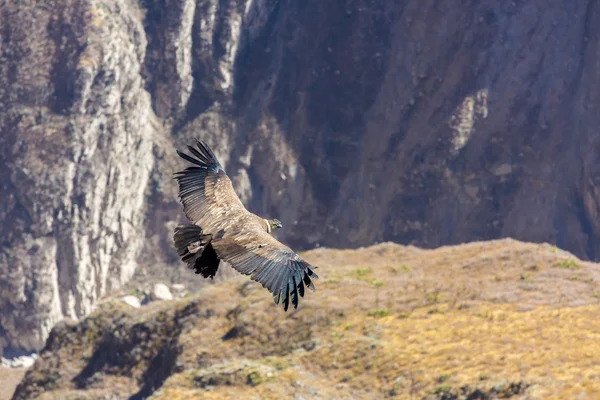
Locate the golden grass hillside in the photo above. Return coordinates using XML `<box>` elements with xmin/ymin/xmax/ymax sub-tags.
<box><xmin>12</xmin><ymin>239</ymin><xmax>600</xmax><ymax>400</ymax></box>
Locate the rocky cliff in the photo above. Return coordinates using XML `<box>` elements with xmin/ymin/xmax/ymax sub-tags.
<box><xmin>2</xmin><ymin>0</ymin><xmax>600</xmax><ymax>355</ymax></box>
<box><xmin>0</xmin><ymin>0</ymin><xmax>158</xmax><ymax>354</ymax></box>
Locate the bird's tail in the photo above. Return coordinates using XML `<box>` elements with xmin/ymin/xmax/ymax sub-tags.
<box><xmin>173</xmin><ymin>224</ymin><xmax>212</xmax><ymax>266</ymax></box>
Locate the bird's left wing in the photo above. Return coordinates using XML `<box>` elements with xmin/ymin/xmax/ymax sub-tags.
<box><xmin>211</xmin><ymin>228</ymin><xmax>319</xmax><ymax>311</ymax></box>
<box><xmin>174</xmin><ymin>140</ymin><xmax>247</xmax><ymax>230</ymax></box>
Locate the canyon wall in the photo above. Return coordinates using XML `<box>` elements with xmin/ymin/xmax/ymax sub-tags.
<box><xmin>2</xmin><ymin>0</ymin><xmax>600</xmax><ymax>353</ymax></box>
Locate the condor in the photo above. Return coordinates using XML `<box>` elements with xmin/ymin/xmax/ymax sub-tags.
<box><xmin>173</xmin><ymin>140</ymin><xmax>318</xmax><ymax>311</ymax></box>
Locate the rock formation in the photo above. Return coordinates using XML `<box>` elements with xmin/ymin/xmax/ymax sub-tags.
<box><xmin>0</xmin><ymin>0</ymin><xmax>157</xmax><ymax>354</ymax></box>
<box><xmin>2</xmin><ymin>0</ymin><xmax>600</xmax><ymax>356</ymax></box>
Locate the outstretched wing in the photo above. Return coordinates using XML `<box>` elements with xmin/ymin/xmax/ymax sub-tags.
<box><xmin>211</xmin><ymin>225</ymin><xmax>319</xmax><ymax>311</ymax></box>
<box><xmin>174</xmin><ymin>140</ymin><xmax>247</xmax><ymax>230</ymax></box>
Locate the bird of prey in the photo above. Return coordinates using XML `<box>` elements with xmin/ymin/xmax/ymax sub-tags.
<box><xmin>172</xmin><ymin>139</ymin><xmax>318</xmax><ymax>311</ymax></box>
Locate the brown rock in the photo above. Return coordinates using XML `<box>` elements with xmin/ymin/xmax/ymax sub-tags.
<box><xmin>2</xmin><ymin>0</ymin><xmax>600</xmax><ymax>357</ymax></box>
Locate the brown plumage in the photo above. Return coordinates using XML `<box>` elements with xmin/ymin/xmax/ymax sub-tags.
<box><xmin>172</xmin><ymin>139</ymin><xmax>318</xmax><ymax>311</ymax></box>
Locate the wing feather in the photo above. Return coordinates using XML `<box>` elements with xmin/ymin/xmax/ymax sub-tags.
<box><xmin>174</xmin><ymin>140</ymin><xmax>246</xmax><ymax>229</ymax></box>
<box><xmin>297</xmin><ymin>276</ymin><xmax>305</xmax><ymax>298</ymax></box>
<box><xmin>211</xmin><ymin>228</ymin><xmax>318</xmax><ymax>311</ymax></box>
<box><xmin>290</xmin><ymin>275</ymin><xmax>299</xmax><ymax>309</ymax></box>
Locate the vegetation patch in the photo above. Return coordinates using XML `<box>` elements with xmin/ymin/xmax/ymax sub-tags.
<box><xmin>555</xmin><ymin>259</ymin><xmax>580</xmax><ymax>270</ymax></box>
<box><xmin>367</xmin><ymin>309</ymin><xmax>390</xmax><ymax>318</ymax></box>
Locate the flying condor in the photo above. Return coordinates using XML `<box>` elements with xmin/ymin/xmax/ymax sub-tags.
<box><xmin>172</xmin><ymin>139</ymin><xmax>319</xmax><ymax>311</ymax></box>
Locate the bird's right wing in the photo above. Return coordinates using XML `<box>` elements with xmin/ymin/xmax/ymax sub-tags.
<box><xmin>174</xmin><ymin>140</ymin><xmax>247</xmax><ymax>230</ymax></box>
<box><xmin>211</xmin><ymin>226</ymin><xmax>319</xmax><ymax>311</ymax></box>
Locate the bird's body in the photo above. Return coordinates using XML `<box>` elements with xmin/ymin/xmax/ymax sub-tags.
<box><xmin>173</xmin><ymin>140</ymin><xmax>318</xmax><ymax>311</ymax></box>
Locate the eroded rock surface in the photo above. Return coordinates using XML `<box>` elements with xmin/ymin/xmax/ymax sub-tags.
<box><xmin>2</xmin><ymin>0</ymin><xmax>600</xmax><ymax>355</ymax></box>
<box><xmin>0</xmin><ymin>0</ymin><xmax>156</xmax><ymax>353</ymax></box>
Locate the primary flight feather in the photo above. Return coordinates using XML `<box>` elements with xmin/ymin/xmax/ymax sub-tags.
<box><xmin>172</xmin><ymin>139</ymin><xmax>318</xmax><ymax>311</ymax></box>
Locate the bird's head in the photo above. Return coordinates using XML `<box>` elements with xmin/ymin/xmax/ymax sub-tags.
<box><xmin>268</xmin><ymin>218</ymin><xmax>283</xmax><ymax>230</ymax></box>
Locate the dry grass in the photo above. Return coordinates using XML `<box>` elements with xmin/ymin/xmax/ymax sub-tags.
<box><xmin>13</xmin><ymin>239</ymin><xmax>600</xmax><ymax>399</ymax></box>
<box><xmin>0</xmin><ymin>369</ymin><xmax>26</xmax><ymax>400</ymax></box>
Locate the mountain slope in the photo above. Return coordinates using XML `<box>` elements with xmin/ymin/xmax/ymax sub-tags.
<box><xmin>11</xmin><ymin>240</ymin><xmax>600</xmax><ymax>400</ymax></box>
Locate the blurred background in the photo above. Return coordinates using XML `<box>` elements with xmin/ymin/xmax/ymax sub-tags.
<box><xmin>2</xmin><ymin>0</ymin><xmax>600</xmax><ymax>399</ymax></box>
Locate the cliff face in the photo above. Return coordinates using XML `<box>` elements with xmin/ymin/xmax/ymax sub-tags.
<box><xmin>235</xmin><ymin>0</ymin><xmax>600</xmax><ymax>256</ymax></box>
<box><xmin>0</xmin><ymin>0</ymin><xmax>157</xmax><ymax>353</ymax></box>
<box><xmin>2</xmin><ymin>0</ymin><xmax>600</xmax><ymax>354</ymax></box>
